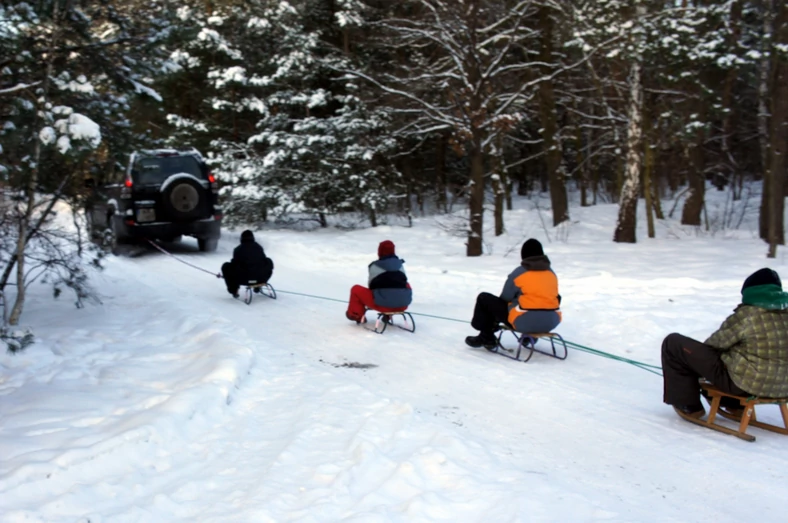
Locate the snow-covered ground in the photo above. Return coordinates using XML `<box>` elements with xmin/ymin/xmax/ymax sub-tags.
<box><xmin>2</xmin><ymin>189</ymin><xmax>787</xmax><ymax>522</ymax></box>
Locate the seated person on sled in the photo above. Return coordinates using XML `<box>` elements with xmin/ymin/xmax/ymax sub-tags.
<box><xmin>465</xmin><ymin>238</ymin><xmax>561</xmax><ymax>350</ymax></box>
<box><xmin>221</xmin><ymin>230</ymin><xmax>274</xmax><ymax>298</ymax></box>
<box><xmin>346</xmin><ymin>240</ymin><xmax>412</xmax><ymax>323</ymax></box>
<box><xmin>662</xmin><ymin>268</ymin><xmax>788</xmax><ymax>419</ymax></box>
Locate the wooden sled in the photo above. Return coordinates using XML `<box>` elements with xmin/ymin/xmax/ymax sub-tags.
<box><xmin>365</xmin><ymin>310</ymin><xmax>416</xmax><ymax>334</ymax></box>
<box><xmin>243</xmin><ymin>282</ymin><xmax>276</xmax><ymax>304</ymax></box>
<box><xmin>493</xmin><ymin>326</ymin><xmax>568</xmax><ymax>362</ymax></box>
<box><xmin>675</xmin><ymin>382</ymin><xmax>788</xmax><ymax>442</ymax></box>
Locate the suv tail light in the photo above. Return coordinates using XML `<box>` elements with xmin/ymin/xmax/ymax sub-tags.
<box><xmin>121</xmin><ymin>177</ymin><xmax>132</xmax><ymax>199</ymax></box>
<box><xmin>208</xmin><ymin>172</ymin><xmax>218</xmax><ymax>194</ymax></box>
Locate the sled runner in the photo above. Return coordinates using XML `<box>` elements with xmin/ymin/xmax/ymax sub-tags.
<box><xmin>243</xmin><ymin>282</ymin><xmax>277</xmax><ymax>304</ymax></box>
<box><xmin>676</xmin><ymin>382</ymin><xmax>788</xmax><ymax>442</ymax></box>
<box><xmin>364</xmin><ymin>311</ymin><xmax>416</xmax><ymax>334</ymax></box>
<box><xmin>492</xmin><ymin>326</ymin><xmax>568</xmax><ymax>362</ymax></box>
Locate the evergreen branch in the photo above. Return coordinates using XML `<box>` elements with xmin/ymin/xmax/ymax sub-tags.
<box><xmin>0</xmin><ymin>82</ymin><xmax>42</xmax><ymax>96</ymax></box>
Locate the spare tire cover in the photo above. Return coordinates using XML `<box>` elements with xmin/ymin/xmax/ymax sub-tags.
<box><xmin>162</xmin><ymin>175</ymin><xmax>206</xmax><ymax>221</ymax></box>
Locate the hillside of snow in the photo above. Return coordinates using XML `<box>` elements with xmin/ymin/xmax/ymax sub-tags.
<box><xmin>2</xmin><ymin>188</ymin><xmax>787</xmax><ymax>522</ymax></box>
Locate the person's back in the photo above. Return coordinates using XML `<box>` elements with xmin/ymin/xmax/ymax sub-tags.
<box><xmin>500</xmin><ymin>240</ymin><xmax>561</xmax><ymax>334</ymax></box>
<box><xmin>220</xmin><ymin>230</ymin><xmax>273</xmax><ymax>298</ymax></box>
<box><xmin>368</xmin><ymin>249</ymin><xmax>412</xmax><ymax>310</ymax></box>
<box><xmin>662</xmin><ymin>267</ymin><xmax>788</xmax><ymax>419</ymax></box>
<box><xmin>706</xmin><ymin>279</ymin><xmax>788</xmax><ymax>398</ymax></box>
<box><xmin>465</xmin><ymin>238</ymin><xmax>560</xmax><ymax>349</ymax></box>
<box><xmin>233</xmin><ymin>230</ymin><xmax>272</xmax><ymax>283</ymax></box>
<box><xmin>345</xmin><ymin>240</ymin><xmax>411</xmax><ymax>323</ymax></box>
<box><xmin>503</xmin><ymin>255</ymin><xmax>560</xmax><ymax>312</ymax></box>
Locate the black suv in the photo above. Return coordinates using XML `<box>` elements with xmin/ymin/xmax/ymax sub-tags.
<box><xmin>89</xmin><ymin>148</ymin><xmax>222</xmax><ymax>252</ymax></box>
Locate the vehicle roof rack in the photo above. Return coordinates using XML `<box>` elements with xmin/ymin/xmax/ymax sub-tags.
<box><xmin>133</xmin><ymin>147</ymin><xmax>204</xmax><ymax>160</ymax></box>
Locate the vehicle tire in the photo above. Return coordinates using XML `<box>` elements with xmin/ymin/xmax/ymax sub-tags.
<box><xmin>161</xmin><ymin>176</ymin><xmax>207</xmax><ymax>222</ymax></box>
<box><xmin>198</xmin><ymin>238</ymin><xmax>218</xmax><ymax>252</ymax></box>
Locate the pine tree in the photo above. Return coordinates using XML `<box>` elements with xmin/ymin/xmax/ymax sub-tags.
<box><xmin>158</xmin><ymin>1</ymin><xmax>398</xmax><ymax>227</ymax></box>
<box><xmin>0</xmin><ymin>1</ymin><xmax>172</xmax><ymax>324</ymax></box>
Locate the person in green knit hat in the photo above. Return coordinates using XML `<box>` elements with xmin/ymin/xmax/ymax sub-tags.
<box><xmin>661</xmin><ymin>268</ymin><xmax>788</xmax><ymax>419</ymax></box>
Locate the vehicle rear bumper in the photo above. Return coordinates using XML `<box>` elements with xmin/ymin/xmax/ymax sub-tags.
<box><xmin>120</xmin><ymin>217</ymin><xmax>222</xmax><ymax>240</ymax></box>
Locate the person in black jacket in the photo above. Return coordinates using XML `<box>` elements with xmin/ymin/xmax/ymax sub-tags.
<box><xmin>221</xmin><ymin>230</ymin><xmax>274</xmax><ymax>298</ymax></box>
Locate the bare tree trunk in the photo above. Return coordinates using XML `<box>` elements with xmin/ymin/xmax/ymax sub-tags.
<box><xmin>721</xmin><ymin>0</ymin><xmax>742</xmax><ymax>199</ymax></box>
<box><xmin>759</xmin><ymin>0</ymin><xmax>776</xmax><ymax>240</ymax></box>
<box><xmin>8</xmin><ymin>1</ymin><xmax>61</xmax><ymax>325</ymax></box>
<box><xmin>614</xmin><ymin>54</ymin><xmax>643</xmax><ymax>244</ymax></box>
<box><xmin>467</xmin><ymin>138</ymin><xmax>485</xmax><ymax>256</ymax></box>
<box><xmin>652</xmin><ymin>167</ymin><xmax>665</xmax><ymax>220</ymax></box>
<box><xmin>767</xmin><ymin>1</ymin><xmax>787</xmax><ymax>257</ymax></box>
<box><xmin>591</xmin><ymin>143</ymin><xmax>599</xmax><ymax>205</ymax></box>
<box><xmin>538</xmin><ymin>5</ymin><xmax>568</xmax><ymax>226</ymax></box>
<box><xmin>681</xmin><ymin>134</ymin><xmax>706</xmax><ymax>226</ymax></box>
<box><xmin>435</xmin><ymin>133</ymin><xmax>448</xmax><ymax>212</ymax></box>
<box><xmin>505</xmin><ymin>178</ymin><xmax>513</xmax><ymax>211</ymax></box>
<box><xmin>615</xmin><ymin>155</ymin><xmax>624</xmax><ymax>203</ymax></box>
<box><xmin>643</xmin><ymin>113</ymin><xmax>656</xmax><ymax>239</ymax></box>
<box><xmin>576</xmin><ymin>112</ymin><xmax>588</xmax><ymax>207</ymax></box>
<box><xmin>493</xmin><ymin>134</ymin><xmax>505</xmax><ymax>236</ymax></box>
<box><xmin>758</xmin><ymin>1</ymin><xmax>775</xmax><ymax>175</ymax></box>
<box><xmin>492</xmin><ymin>174</ymin><xmax>504</xmax><ymax>236</ymax></box>
<box><xmin>681</xmin><ymin>81</ymin><xmax>707</xmax><ymax>226</ymax></box>
<box><xmin>759</xmin><ymin>164</ymin><xmax>771</xmax><ymax>240</ymax></box>
<box><xmin>403</xmin><ymin>157</ymin><xmax>414</xmax><ymax>227</ymax></box>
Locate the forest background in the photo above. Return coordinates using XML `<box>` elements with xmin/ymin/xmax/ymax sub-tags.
<box><xmin>1</xmin><ymin>0</ymin><xmax>787</xmax><ymax>326</ymax></box>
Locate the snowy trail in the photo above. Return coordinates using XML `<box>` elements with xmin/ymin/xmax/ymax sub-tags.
<box><xmin>3</xmin><ymin>205</ymin><xmax>788</xmax><ymax>521</ymax></box>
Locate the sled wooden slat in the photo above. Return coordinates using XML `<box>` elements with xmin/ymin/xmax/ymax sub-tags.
<box><xmin>694</xmin><ymin>382</ymin><xmax>788</xmax><ymax>442</ymax></box>
<box><xmin>674</xmin><ymin>406</ymin><xmax>756</xmax><ymax>442</ymax></box>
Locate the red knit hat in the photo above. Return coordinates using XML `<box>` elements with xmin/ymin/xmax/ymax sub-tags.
<box><xmin>378</xmin><ymin>240</ymin><xmax>395</xmax><ymax>258</ymax></box>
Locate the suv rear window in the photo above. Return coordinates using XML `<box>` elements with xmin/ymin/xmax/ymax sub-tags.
<box><xmin>132</xmin><ymin>156</ymin><xmax>205</xmax><ymax>185</ymax></box>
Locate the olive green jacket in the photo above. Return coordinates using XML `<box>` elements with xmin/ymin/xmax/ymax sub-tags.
<box><xmin>705</xmin><ymin>285</ymin><xmax>788</xmax><ymax>397</ymax></box>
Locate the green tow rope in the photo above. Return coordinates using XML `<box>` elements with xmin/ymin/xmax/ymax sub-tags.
<box><xmin>146</xmin><ymin>241</ymin><xmax>664</xmax><ymax>376</ymax></box>
<box><xmin>561</xmin><ymin>339</ymin><xmax>663</xmax><ymax>376</ymax></box>
<box><xmin>276</xmin><ymin>289</ymin><xmax>663</xmax><ymax>376</ymax></box>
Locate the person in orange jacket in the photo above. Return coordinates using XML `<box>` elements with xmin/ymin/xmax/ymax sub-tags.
<box><xmin>465</xmin><ymin>239</ymin><xmax>561</xmax><ymax>349</ymax></box>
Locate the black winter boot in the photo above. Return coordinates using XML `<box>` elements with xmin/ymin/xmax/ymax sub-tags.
<box><xmin>465</xmin><ymin>334</ymin><xmax>497</xmax><ymax>350</ymax></box>
<box><xmin>673</xmin><ymin>405</ymin><xmax>705</xmax><ymax>419</ymax></box>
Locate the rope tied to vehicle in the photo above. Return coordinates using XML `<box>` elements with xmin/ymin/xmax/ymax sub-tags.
<box><xmin>144</xmin><ymin>239</ymin><xmax>223</xmax><ymax>278</ymax></box>
<box><xmin>145</xmin><ymin>240</ymin><xmax>663</xmax><ymax>376</ymax></box>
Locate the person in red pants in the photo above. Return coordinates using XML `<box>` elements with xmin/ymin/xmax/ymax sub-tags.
<box><xmin>346</xmin><ymin>240</ymin><xmax>413</xmax><ymax>323</ymax></box>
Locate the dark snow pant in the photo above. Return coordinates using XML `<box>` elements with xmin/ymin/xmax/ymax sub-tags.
<box><xmin>471</xmin><ymin>292</ymin><xmax>511</xmax><ymax>338</ymax></box>
<box><xmin>221</xmin><ymin>260</ymin><xmax>273</xmax><ymax>295</ymax></box>
<box><xmin>661</xmin><ymin>333</ymin><xmax>748</xmax><ymax>410</ymax></box>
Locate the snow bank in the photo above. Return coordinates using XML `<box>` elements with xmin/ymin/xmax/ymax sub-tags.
<box><xmin>2</xmin><ymin>185</ymin><xmax>788</xmax><ymax>521</ymax></box>
<box><xmin>0</xmin><ymin>257</ymin><xmax>254</xmax><ymax>497</ymax></box>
